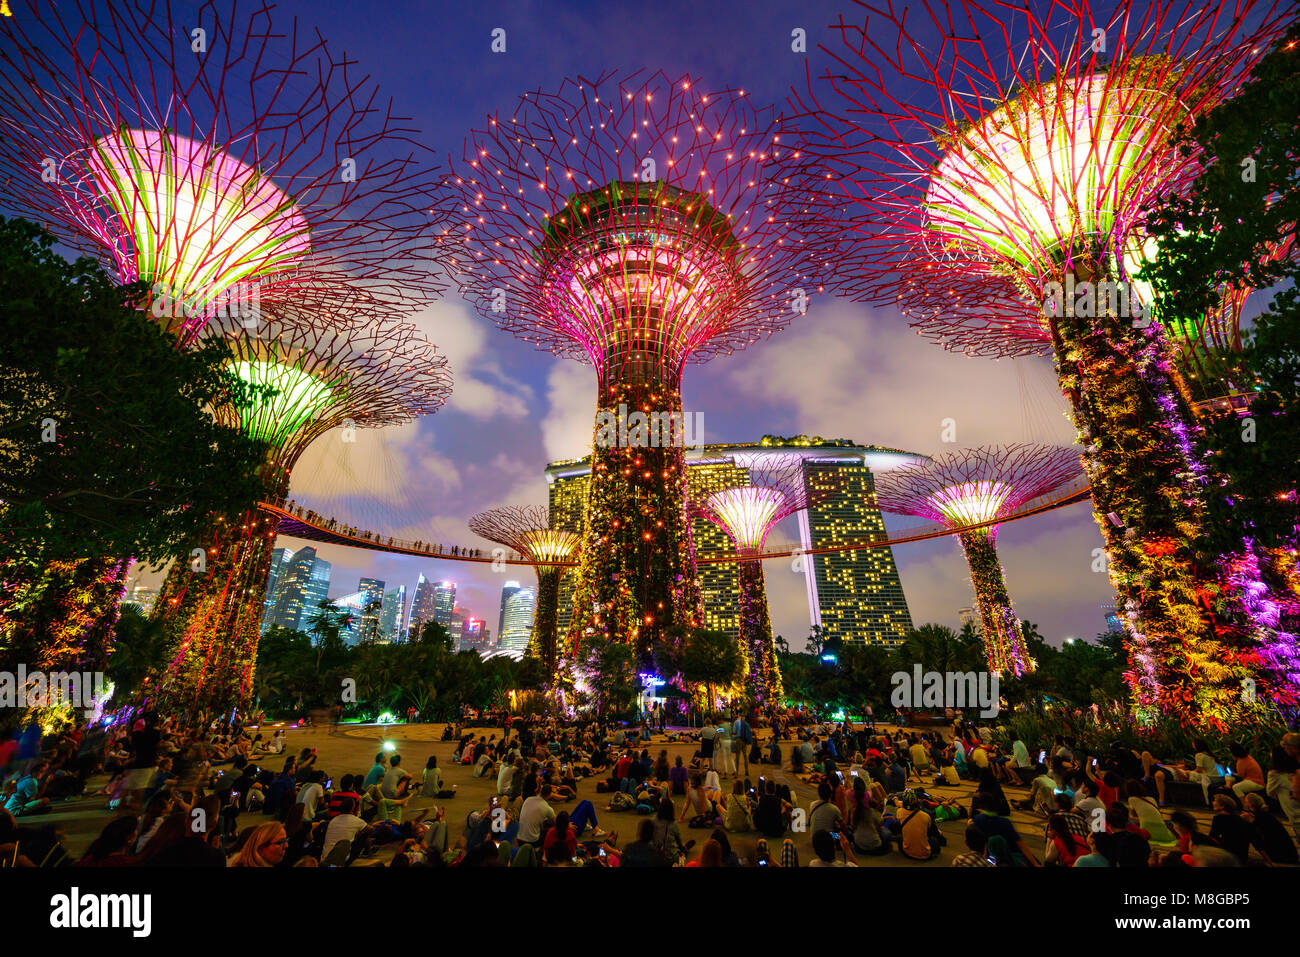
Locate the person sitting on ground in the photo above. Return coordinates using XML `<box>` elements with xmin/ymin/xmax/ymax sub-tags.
<box><xmin>897</xmin><ymin>790</ymin><xmax>939</xmax><ymax>861</ymax></box>
<box><xmin>1125</xmin><ymin>780</ymin><xmax>1176</xmax><ymax>848</ymax></box>
<box><xmin>849</xmin><ymin>777</ymin><xmax>887</xmax><ymax>855</ymax></box>
<box><xmin>652</xmin><ymin>797</ymin><xmax>690</xmax><ymax>863</ymax></box>
<box><xmin>1072</xmin><ymin>830</ymin><xmax>1115</xmax><ymax>867</ymax></box>
<box><xmin>621</xmin><ymin>817</ymin><xmax>670</xmax><ymax>867</ymax></box>
<box><xmin>4</xmin><ymin>761</ymin><xmax>51</xmax><ymax>816</ymax></box>
<box><xmin>668</xmin><ymin>755</ymin><xmax>689</xmax><ymax>796</ymax></box>
<box><xmin>79</xmin><ymin>816</ymin><xmax>139</xmax><ymax>867</ymax></box>
<box><xmin>971</xmin><ymin>791</ymin><xmax>1039</xmax><ymax>866</ymax></box>
<box><xmin>541</xmin><ymin>809</ymin><xmax>578</xmax><ymax>861</ymax></box>
<box><xmin>809</xmin><ymin>828</ymin><xmax>858</xmax><ymax>867</ymax></box>
<box><xmin>1240</xmin><ymin>791</ymin><xmax>1297</xmax><ymax>865</ymax></box>
<box><xmin>1208</xmin><ymin>793</ymin><xmax>1255</xmax><ymax>865</ymax></box>
<box><xmin>722</xmin><ymin>779</ymin><xmax>753</xmax><ymax>833</ymax></box>
<box><xmin>362</xmin><ymin>753</ymin><xmax>388</xmax><ymax>790</ymax></box>
<box><xmin>227</xmin><ymin>821</ymin><xmax>288</xmax><ymax>867</ymax></box>
<box><xmin>1226</xmin><ymin>742</ymin><xmax>1266</xmax><ymax>803</ymax></box>
<box><xmin>951</xmin><ymin>826</ymin><xmax>995</xmax><ymax>866</ymax></box>
<box><xmin>1044</xmin><ymin>811</ymin><xmax>1090</xmax><ymax>866</ymax></box>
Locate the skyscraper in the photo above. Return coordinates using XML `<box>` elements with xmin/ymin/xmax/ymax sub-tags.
<box><xmin>379</xmin><ymin>585</ymin><xmax>407</xmax><ymax>643</ymax></box>
<box><xmin>500</xmin><ymin>586</ymin><xmax>537</xmax><ymax>654</ymax></box>
<box><xmin>433</xmin><ymin>582</ymin><xmax>456</xmax><ymax>627</ymax></box>
<box><xmin>498</xmin><ymin>581</ymin><xmax>521</xmax><ymax>638</ymax></box>
<box><xmin>299</xmin><ymin>558</ymin><xmax>332</xmax><ymax>633</ymax></box>
<box><xmin>408</xmin><ymin>574</ymin><xmax>436</xmax><ymax>640</ymax></box>
<box><xmin>330</xmin><ymin>592</ymin><xmax>367</xmax><ymax>646</ymax></box>
<box><xmin>448</xmin><ymin>609</ymin><xmax>465</xmax><ymax>649</ymax></box>
<box><xmin>122</xmin><ymin>583</ymin><xmax>158</xmax><ymax>616</ymax></box>
<box><xmin>799</xmin><ymin>456</ymin><xmax>914</xmax><ymax>647</ymax></box>
<box><xmin>547</xmin><ymin>437</ymin><xmax>921</xmax><ymax>647</ymax></box>
<box><xmin>265</xmin><ymin>547</ymin><xmax>331</xmax><ymax>635</ymax></box>
<box><xmin>260</xmin><ymin>547</ymin><xmax>294</xmax><ymax>633</ymax></box>
<box><xmin>358</xmin><ymin>577</ymin><xmax>386</xmax><ymax>643</ymax></box>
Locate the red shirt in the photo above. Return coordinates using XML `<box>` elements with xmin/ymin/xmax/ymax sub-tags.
<box><xmin>615</xmin><ymin>757</ymin><xmax>633</xmax><ymax>780</ymax></box>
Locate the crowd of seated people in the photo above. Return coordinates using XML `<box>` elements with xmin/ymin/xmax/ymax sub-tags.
<box><xmin>4</xmin><ymin>705</ymin><xmax>1298</xmax><ymax>869</ymax></box>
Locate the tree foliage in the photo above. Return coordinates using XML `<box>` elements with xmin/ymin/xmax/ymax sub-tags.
<box><xmin>0</xmin><ymin>217</ymin><xmax>269</xmax><ymax>568</ymax></box>
<box><xmin>1142</xmin><ymin>23</ymin><xmax>1300</xmax><ymax>556</ymax></box>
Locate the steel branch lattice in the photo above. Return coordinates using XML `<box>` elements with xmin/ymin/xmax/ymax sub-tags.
<box><xmin>787</xmin><ymin>0</ymin><xmax>1292</xmax><ymax>357</ymax></box>
<box><xmin>0</xmin><ymin>0</ymin><xmax>449</xmax><ymax>343</ymax></box>
<box><xmin>874</xmin><ymin>443</ymin><xmax>1083</xmax><ymax>528</ymax></box>
<box><xmin>439</xmin><ymin>69</ymin><xmax>824</xmax><ymax>385</ymax></box>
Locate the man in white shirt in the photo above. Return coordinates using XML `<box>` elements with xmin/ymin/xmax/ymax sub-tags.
<box><xmin>699</xmin><ymin>724</ymin><xmax>717</xmax><ymax>770</ymax></box>
<box><xmin>297</xmin><ymin>770</ymin><xmax>326</xmax><ymax>821</ymax></box>
<box><xmin>322</xmin><ymin>797</ymin><xmax>371</xmax><ymax>862</ymax></box>
<box><xmin>517</xmin><ymin>785</ymin><xmax>556</xmax><ymax>846</ymax></box>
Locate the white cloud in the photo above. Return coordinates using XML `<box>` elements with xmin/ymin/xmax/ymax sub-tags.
<box><xmin>728</xmin><ymin>298</ymin><xmax>1076</xmax><ymax>455</ymax></box>
<box><xmin>541</xmin><ymin>362</ymin><xmax>597</xmax><ymax>463</ymax></box>
<box><xmin>410</xmin><ymin>299</ymin><xmax>535</xmax><ymax>419</ymax></box>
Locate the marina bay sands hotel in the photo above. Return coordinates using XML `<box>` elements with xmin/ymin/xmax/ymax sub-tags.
<box><xmin>545</xmin><ymin>435</ymin><xmax>924</xmax><ymax>647</ymax></box>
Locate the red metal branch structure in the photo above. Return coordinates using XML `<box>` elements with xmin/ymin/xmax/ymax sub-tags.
<box><xmin>468</xmin><ymin>506</ymin><xmax>580</xmax><ymax>682</ymax></box>
<box><xmin>0</xmin><ymin>0</ymin><xmax>446</xmax><ymax>338</ymax></box>
<box><xmin>155</xmin><ymin>293</ymin><xmax>451</xmax><ymax>709</ymax></box>
<box><xmin>441</xmin><ymin>69</ymin><xmax>822</xmax><ymax>664</ymax></box>
<box><xmin>689</xmin><ymin>454</ymin><xmax>823</xmax><ymax>704</ymax></box>
<box><xmin>789</xmin><ymin>0</ymin><xmax>1299</xmax><ymax>725</ymax></box>
<box><xmin>874</xmin><ymin>445</ymin><xmax>1081</xmax><ymax>676</ymax></box>
<box><xmin>0</xmin><ymin>0</ymin><xmax>451</xmax><ymax>707</ymax></box>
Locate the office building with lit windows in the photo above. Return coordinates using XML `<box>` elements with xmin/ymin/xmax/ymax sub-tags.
<box><xmin>546</xmin><ymin>436</ymin><xmax>923</xmax><ymax>647</ymax></box>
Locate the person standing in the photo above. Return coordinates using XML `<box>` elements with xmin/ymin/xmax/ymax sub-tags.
<box><xmin>715</xmin><ymin>720</ymin><xmax>734</xmax><ymax>778</ymax></box>
<box><xmin>700</xmin><ymin>722</ymin><xmax>717</xmax><ymax>771</ymax></box>
<box><xmin>732</xmin><ymin>713</ymin><xmax>752</xmax><ymax>779</ymax></box>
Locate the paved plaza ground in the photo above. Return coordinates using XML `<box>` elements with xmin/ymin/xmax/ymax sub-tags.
<box><xmin>36</xmin><ymin>719</ymin><xmax>1224</xmax><ymax>867</ymax></box>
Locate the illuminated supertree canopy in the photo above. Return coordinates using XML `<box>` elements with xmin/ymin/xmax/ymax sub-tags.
<box><xmin>0</xmin><ymin>0</ymin><xmax>447</xmax><ymax>342</ymax></box>
<box><xmin>154</xmin><ymin>294</ymin><xmax>452</xmax><ymax>711</ymax></box>
<box><xmin>690</xmin><ymin>454</ymin><xmax>821</xmax><ymax>705</ymax></box>
<box><xmin>442</xmin><ymin>69</ymin><xmax>823</xmax><ymax>662</ymax></box>
<box><xmin>0</xmin><ymin>0</ymin><xmax>450</xmax><ymax>708</ymax></box>
<box><xmin>874</xmin><ymin>445</ymin><xmax>1082</xmax><ymax>677</ymax></box>
<box><xmin>790</xmin><ymin>0</ymin><xmax>1299</xmax><ymax>726</ymax></box>
<box><xmin>468</xmin><ymin>506</ymin><xmax>580</xmax><ymax>682</ymax></box>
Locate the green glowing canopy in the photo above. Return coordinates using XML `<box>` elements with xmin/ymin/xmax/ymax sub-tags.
<box><xmin>230</xmin><ymin>359</ymin><xmax>337</xmax><ymax>446</ymax></box>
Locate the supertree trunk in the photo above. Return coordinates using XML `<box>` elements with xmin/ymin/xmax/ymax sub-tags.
<box><xmin>155</xmin><ymin>509</ymin><xmax>281</xmax><ymax>712</ymax></box>
<box><xmin>529</xmin><ymin>566</ymin><xmax>564</xmax><ymax>680</ymax></box>
<box><xmin>956</xmin><ymin>529</ymin><xmax>1028</xmax><ymax>677</ymax></box>
<box><xmin>736</xmin><ymin>557</ymin><xmax>783</xmax><ymax>705</ymax></box>
<box><xmin>1049</xmin><ymin>259</ymin><xmax>1294</xmax><ymax>726</ymax></box>
<box><xmin>567</xmin><ymin>376</ymin><xmax>702</xmax><ymax>666</ymax></box>
<box><xmin>155</xmin><ymin>466</ymin><xmax>287</xmax><ymax>712</ymax></box>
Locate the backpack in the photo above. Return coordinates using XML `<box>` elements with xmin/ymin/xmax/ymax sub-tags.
<box><xmin>610</xmin><ymin>791</ymin><xmax>637</xmax><ymax>811</ymax></box>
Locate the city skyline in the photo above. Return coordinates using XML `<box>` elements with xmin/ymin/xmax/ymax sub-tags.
<box><xmin>123</xmin><ymin>0</ymin><xmax>1124</xmax><ymax>649</ymax></box>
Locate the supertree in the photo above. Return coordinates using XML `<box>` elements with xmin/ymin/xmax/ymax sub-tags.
<box><xmin>789</xmin><ymin>0</ymin><xmax>1299</xmax><ymax>725</ymax></box>
<box><xmin>441</xmin><ymin>70</ymin><xmax>822</xmax><ymax>664</ymax></box>
<box><xmin>153</xmin><ymin>289</ymin><xmax>451</xmax><ymax>710</ymax></box>
<box><xmin>0</xmin><ymin>0</ymin><xmax>443</xmax><ymax>330</ymax></box>
<box><xmin>873</xmin><ymin>445</ymin><xmax>1082</xmax><ymax>677</ymax></box>
<box><xmin>0</xmin><ymin>0</ymin><xmax>445</xmax><ymax>684</ymax></box>
<box><xmin>689</xmin><ymin>455</ymin><xmax>823</xmax><ymax>705</ymax></box>
<box><xmin>468</xmin><ymin>506</ymin><xmax>581</xmax><ymax>682</ymax></box>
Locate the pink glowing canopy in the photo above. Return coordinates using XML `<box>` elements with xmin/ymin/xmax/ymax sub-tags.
<box><xmin>440</xmin><ymin>69</ymin><xmax>824</xmax><ymax>388</ymax></box>
<box><xmin>78</xmin><ymin>129</ymin><xmax>311</xmax><ymax>309</ymax></box>
<box><xmin>787</xmin><ymin>0</ymin><xmax>1293</xmax><ymax>357</ymax></box>
<box><xmin>873</xmin><ymin>444</ymin><xmax>1083</xmax><ymax>533</ymax></box>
